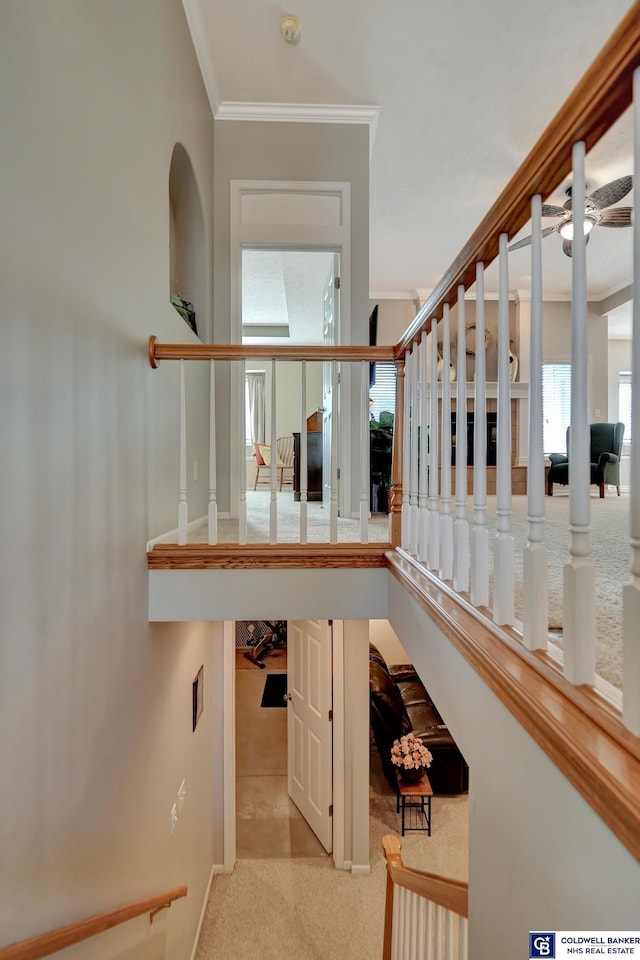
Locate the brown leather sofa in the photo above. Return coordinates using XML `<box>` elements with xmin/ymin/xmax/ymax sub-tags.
<box><xmin>369</xmin><ymin>644</ymin><xmax>469</xmax><ymax>795</ymax></box>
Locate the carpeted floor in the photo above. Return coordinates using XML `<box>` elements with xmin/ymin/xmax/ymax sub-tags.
<box><xmin>485</xmin><ymin>490</ymin><xmax>629</xmax><ymax>689</ymax></box>
<box><xmin>190</xmin><ymin>490</ymin><xmax>390</xmax><ymax>544</ymax></box>
<box><xmin>195</xmin><ymin>747</ymin><xmax>468</xmax><ymax>960</ymax></box>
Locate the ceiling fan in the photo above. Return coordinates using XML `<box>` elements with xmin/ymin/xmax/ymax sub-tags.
<box><xmin>508</xmin><ymin>175</ymin><xmax>633</xmax><ymax>257</ymax></box>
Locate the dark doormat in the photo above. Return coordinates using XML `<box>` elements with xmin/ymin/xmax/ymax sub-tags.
<box><xmin>261</xmin><ymin>673</ymin><xmax>288</xmax><ymax>708</ymax></box>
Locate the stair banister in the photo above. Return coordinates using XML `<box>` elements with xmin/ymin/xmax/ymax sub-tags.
<box><xmin>440</xmin><ymin>304</ymin><xmax>453</xmax><ymax>581</ymax></box>
<box><xmin>382</xmin><ymin>835</ymin><xmax>468</xmax><ymax>960</ymax></box>
<box><xmin>563</xmin><ymin>140</ymin><xmax>596</xmax><ymax>686</ymax></box>
<box><xmin>522</xmin><ymin>193</ymin><xmax>549</xmax><ymax>651</ymax></box>
<box><xmin>470</xmin><ymin>262</ymin><xmax>488</xmax><ymax>607</ymax></box>
<box><xmin>0</xmin><ymin>886</ymin><xmax>187</xmax><ymax>960</ymax></box>
<box><xmin>493</xmin><ymin>233</ymin><xmax>514</xmax><ymax>627</ymax></box>
<box><xmin>453</xmin><ymin>284</ymin><xmax>469</xmax><ymax>594</ymax></box>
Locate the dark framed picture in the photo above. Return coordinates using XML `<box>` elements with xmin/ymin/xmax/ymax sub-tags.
<box><xmin>192</xmin><ymin>665</ymin><xmax>204</xmax><ymax>731</ymax></box>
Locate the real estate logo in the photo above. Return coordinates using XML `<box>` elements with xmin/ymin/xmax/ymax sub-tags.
<box><xmin>530</xmin><ymin>933</ymin><xmax>556</xmax><ymax>958</ymax></box>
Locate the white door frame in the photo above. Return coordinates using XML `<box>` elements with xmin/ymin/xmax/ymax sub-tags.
<box><xmin>229</xmin><ymin>180</ymin><xmax>351</xmax><ymax>520</ymax></box>
<box><xmin>221</xmin><ymin>619</ymin><xmax>348</xmax><ymax>870</ymax></box>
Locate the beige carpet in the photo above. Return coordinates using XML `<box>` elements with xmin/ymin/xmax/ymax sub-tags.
<box><xmin>485</xmin><ymin>491</ymin><xmax>630</xmax><ymax>690</ymax></box>
<box><xmin>196</xmin><ymin>747</ymin><xmax>468</xmax><ymax>960</ymax></box>
<box><xmin>190</xmin><ymin>490</ymin><xmax>390</xmax><ymax>544</ymax></box>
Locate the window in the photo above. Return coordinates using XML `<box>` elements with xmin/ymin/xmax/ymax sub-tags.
<box><xmin>369</xmin><ymin>362</ymin><xmax>396</xmax><ymax>422</ymax></box>
<box><xmin>619</xmin><ymin>371</ymin><xmax>632</xmax><ymax>441</ymax></box>
<box><xmin>542</xmin><ymin>363</ymin><xmax>572</xmax><ymax>455</ymax></box>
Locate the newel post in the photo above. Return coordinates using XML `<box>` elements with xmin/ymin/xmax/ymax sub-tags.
<box><xmin>390</xmin><ymin>358</ymin><xmax>406</xmax><ymax>546</ymax></box>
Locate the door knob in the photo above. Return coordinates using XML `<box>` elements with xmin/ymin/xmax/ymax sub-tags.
<box><xmin>283</xmin><ymin>693</ymin><xmax>292</xmax><ymax>702</ymax></box>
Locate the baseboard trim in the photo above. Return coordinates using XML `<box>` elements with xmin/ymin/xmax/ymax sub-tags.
<box><xmin>351</xmin><ymin>863</ymin><xmax>371</xmax><ymax>876</ymax></box>
<box><xmin>147</xmin><ymin>515</ymin><xmax>207</xmax><ymax>550</ymax></box>
<box><xmin>190</xmin><ymin>864</ymin><xmax>222</xmax><ymax>960</ymax></box>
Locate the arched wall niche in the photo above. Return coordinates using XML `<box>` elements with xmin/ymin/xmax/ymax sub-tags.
<box><xmin>169</xmin><ymin>142</ymin><xmax>207</xmax><ymax>339</ymax></box>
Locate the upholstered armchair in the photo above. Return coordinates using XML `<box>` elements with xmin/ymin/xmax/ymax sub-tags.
<box><xmin>547</xmin><ymin>422</ymin><xmax>625</xmax><ymax>498</ymax></box>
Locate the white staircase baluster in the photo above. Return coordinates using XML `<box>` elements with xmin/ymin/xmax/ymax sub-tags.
<box><xmin>207</xmin><ymin>360</ymin><xmax>218</xmax><ymax>545</ymax></box>
<box><xmin>410</xmin><ymin>347</ymin><xmax>420</xmax><ymax>555</ymax></box>
<box><xmin>178</xmin><ymin>359</ymin><xmax>188</xmax><ymax>545</ymax></box>
<box><xmin>523</xmin><ymin>194</ymin><xmax>549</xmax><ymax>649</ymax></box>
<box><xmin>238</xmin><ymin>360</ymin><xmax>247</xmax><ymax>545</ymax></box>
<box><xmin>330</xmin><ymin>360</ymin><xmax>339</xmax><ymax>543</ymax></box>
<box><xmin>624</xmin><ymin>67</ymin><xmax>640</xmax><ymax>733</ymax></box>
<box><xmin>458</xmin><ymin>917</ymin><xmax>468</xmax><ymax>960</ymax></box>
<box><xmin>418</xmin><ymin>331</ymin><xmax>430</xmax><ymax>562</ymax></box>
<box><xmin>471</xmin><ymin>262</ymin><xmax>490</xmax><ymax>607</ymax></box>
<box><xmin>454</xmin><ymin>284</ymin><xmax>470</xmax><ymax>592</ymax></box>
<box><xmin>270</xmin><ymin>360</ymin><xmax>278</xmax><ymax>543</ymax></box>
<box><xmin>428</xmin><ymin>321</ymin><xmax>441</xmax><ymax>571</ymax></box>
<box><xmin>433</xmin><ymin>904</ymin><xmax>444</xmax><ymax>960</ymax></box>
<box><xmin>494</xmin><ymin>233</ymin><xmax>515</xmax><ymax>625</ymax></box>
<box><xmin>402</xmin><ymin>349</ymin><xmax>411</xmax><ymax>550</ymax></box>
<box><xmin>360</xmin><ymin>360</ymin><xmax>369</xmax><ymax>542</ymax></box>
<box><xmin>445</xmin><ymin>908</ymin><xmax>455</xmax><ymax>960</ymax></box>
<box><xmin>563</xmin><ymin>141</ymin><xmax>596</xmax><ymax>685</ymax></box>
<box><xmin>300</xmin><ymin>361</ymin><xmax>308</xmax><ymax>544</ymax></box>
<box><xmin>440</xmin><ymin>304</ymin><xmax>454</xmax><ymax>580</ymax></box>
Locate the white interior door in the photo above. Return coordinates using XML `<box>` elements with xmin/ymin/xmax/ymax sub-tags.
<box><xmin>287</xmin><ymin>619</ymin><xmax>333</xmax><ymax>853</ymax></box>
<box><xmin>322</xmin><ymin>257</ymin><xmax>339</xmax><ymax>510</ymax></box>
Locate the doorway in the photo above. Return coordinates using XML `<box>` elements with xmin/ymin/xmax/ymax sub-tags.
<box><xmin>234</xmin><ymin>619</ymin><xmax>330</xmax><ymax>860</ymax></box>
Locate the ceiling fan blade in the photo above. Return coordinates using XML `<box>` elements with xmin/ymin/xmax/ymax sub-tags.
<box><xmin>508</xmin><ymin>226</ymin><xmax>556</xmax><ymax>252</ymax></box>
<box><xmin>541</xmin><ymin>204</ymin><xmax>566</xmax><ymax>217</ymax></box>
<box><xmin>587</xmin><ymin>175</ymin><xmax>633</xmax><ymax>210</ymax></box>
<box><xmin>597</xmin><ymin>207</ymin><xmax>632</xmax><ymax>227</ymax></box>
<box><xmin>562</xmin><ymin>233</ymin><xmax>591</xmax><ymax>257</ymax></box>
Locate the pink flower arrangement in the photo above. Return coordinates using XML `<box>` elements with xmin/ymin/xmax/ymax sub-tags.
<box><xmin>390</xmin><ymin>732</ymin><xmax>433</xmax><ymax>771</ymax></box>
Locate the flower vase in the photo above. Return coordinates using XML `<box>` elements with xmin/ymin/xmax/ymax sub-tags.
<box><xmin>400</xmin><ymin>766</ymin><xmax>424</xmax><ymax>784</ymax></box>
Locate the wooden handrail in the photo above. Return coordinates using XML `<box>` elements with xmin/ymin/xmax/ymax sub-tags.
<box><xmin>148</xmin><ymin>542</ymin><xmax>389</xmax><ymax>568</ymax></box>
<box><xmin>386</xmin><ymin>548</ymin><xmax>640</xmax><ymax>862</ymax></box>
<box><xmin>395</xmin><ymin>0</ymin><xmax>640</xmax><ymax>356</ymax></box>
<box><xmin>382</xmin><ymin>835</ymin><xmax>468</xmax><ymax>917</ymax></box>
<box><xmin>382</xmin><ymin>835</ymin><xmax>468</xmax><ymax>960</ymax></box>
<box><xmin>148</xmin><ymin>336</ymin><xmax>394</xmax><ymax>367</ymax></box>
<box><xmin>0</xmin><ymin>886</ymin><xmax>187</xmax><ymax>960</ymax></box>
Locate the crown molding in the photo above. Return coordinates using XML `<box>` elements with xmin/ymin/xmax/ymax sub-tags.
<box><xmin>215</xmin><ymin>102</ymin><xmax>380</xmax><ymax>157</ymax></box>
<box><xmin>182</xmin><ymin>0</ymin><xmax>221</xmax><ymax>114</ymax></box>
<box><xmin>596</xmin><ymin>274</ymin><xmax>634</xmax><ymax>303</ymax></box>
<box><xmin>369</xmin><ymin>291</ymin><xmax>417</xmax><ymax>301</ymax></box>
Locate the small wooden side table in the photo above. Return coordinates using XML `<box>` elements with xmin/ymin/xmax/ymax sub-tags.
<box><xmin>395</xmin><ymin>769</ymin><xmax>433</xmax><ymax>837</ymax></box>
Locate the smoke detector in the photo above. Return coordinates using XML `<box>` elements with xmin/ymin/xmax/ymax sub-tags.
<box><xmin>280</xmin><ymin>14</ymin><xmax>301</xmax><ymax>43</ymax></box>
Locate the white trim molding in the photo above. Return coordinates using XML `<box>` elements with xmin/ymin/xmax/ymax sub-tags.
<box><xmin>181</xmin><ymin>0</ymin><xmax>221</xmax><ymax>113</ymax></box>
<box><xmin>216</xmin><ymin>102</ymin><xmax>380</xmax><ymax>157</ymax></box>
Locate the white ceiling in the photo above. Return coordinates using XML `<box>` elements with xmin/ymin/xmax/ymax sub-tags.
<box><xmin>186</xmin><ymin>0</ymin><xmax>635</xmax><ymax>336</ymax></box>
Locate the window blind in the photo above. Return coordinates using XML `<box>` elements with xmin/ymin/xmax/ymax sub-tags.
<box><xmin>619</xmin><ymin>371</ymin><xmax>632</xmax><ymax>441</ymax></box>
<box><xmin>369</xmin><ymin>362</ymin><xmax>396</xmax><ymax>421</ymax></box>
<box><xmin>542</xmin><ymin>363</ymin><xmax>572</xmax><ymax>455</ymax></box>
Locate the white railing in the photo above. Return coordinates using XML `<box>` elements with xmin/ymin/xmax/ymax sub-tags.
<box><xmin>392</xmin><ymin>40</ymin><xmax>640</xmax><ymax>727</ymax></box>
<box><xmin>382</xmin><ymin>836</ymin><xmax>468</xmax><ymax>960</ymax></box>
<box><xmin>148</xmin><ymin>342</ymin><xmax>397</xmax><ymax>552</ymax></box>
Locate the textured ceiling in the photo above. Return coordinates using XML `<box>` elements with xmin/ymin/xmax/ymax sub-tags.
<box><xmin>187</xmin><ymin>0</ymin><xmax>635</xmax><ymax>332</ymax></box>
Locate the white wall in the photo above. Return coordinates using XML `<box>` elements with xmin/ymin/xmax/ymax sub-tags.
<box><xmin>212</xmin><ymin>121</ymin><xmax>370</xmax><ymax>514</ymax></box>
<box><xmin>369</xmin><ymin>619</ymin><xmax>411</xmax><ymax>665</ymax></box>
<box><xmin>387</xmin><ymin>576</ymin><xmax>640</xmax><ymax>956</ymax></box>
<box><xmin>0</xmin><ymin>1</ymin><xmax>218</xmax><ymax>955</ymax></box>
